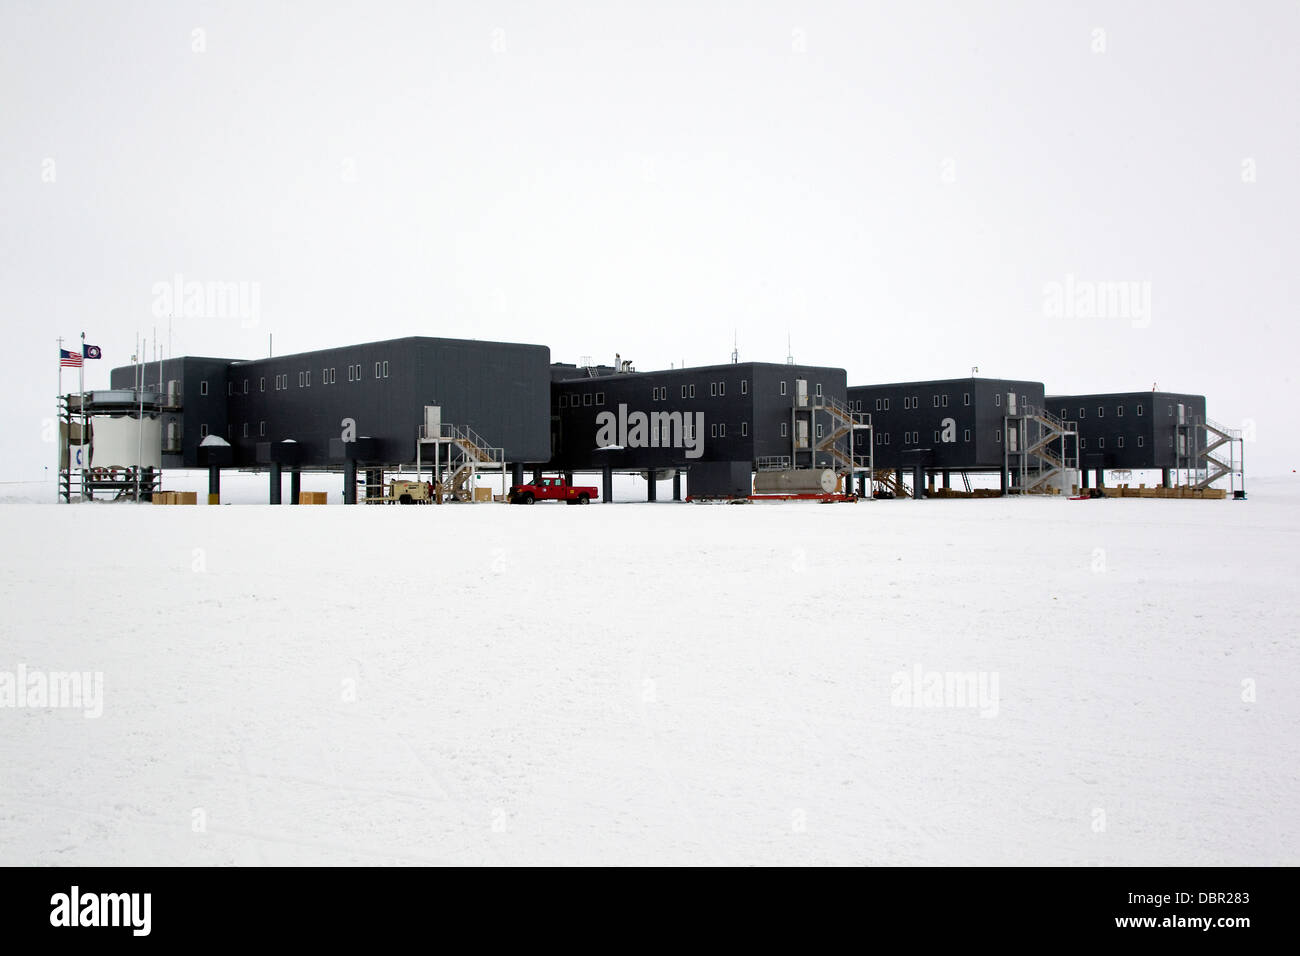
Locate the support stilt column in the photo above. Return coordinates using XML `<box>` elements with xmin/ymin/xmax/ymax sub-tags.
<box><xmin>290</xmin><ymin>469</ymin><xmax>301</xmax><ymax>505</ymax></box>
<box><xmin>602</xmin><ymin>464</ymin><xmax>613</xmax><ymax>503</ymax></box>
<box><xmin>647</xmin><ymin>472</ymin><xmax>657</xmax><ymax>501</ymax></box>
<box><xmin>672</xmin><ymin>470</ymin><xmax>682</xmax><ymax>501</ymax></box>
<box><xmin>208</xmin><ymin>466</ymin><xmax>221</xmax><ymax>505</ymax></box>
<box><xmin>343</xmin><ymin>460</ymin><xmax>357</xmax><ymax>504</ymax></box>
<box><xmin>269</xmin><ymin>463</ymin><xmax>282</xmax><ymax>505</ymax></box>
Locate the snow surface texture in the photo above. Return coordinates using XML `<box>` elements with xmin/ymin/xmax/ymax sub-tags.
<box><xmin>1</xmin><ymin>479</ymin><xmax>1295</xmax><ymax>865</ymax></box>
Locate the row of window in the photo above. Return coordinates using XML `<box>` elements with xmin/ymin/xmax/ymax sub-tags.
<box><xmin>203</xmin><ymin>362</ymin><xmax>392</xmax><ymax>398</ymax></box>
<box><xmin>864</xmin><ymin>392</ymin><xmax>974</xmax><ymax>413</ymax></box>
<box><xmin>873</xmin><ymin>428</ymin><xmax>976</xmax><ymax>445</ymax></box>
<box><xmin>563</xmin><ymin>378</ymin><xmax>806</xmax><ymax>407</ymax></box>
<box><xmin>1066</xmin><ymin>404</ymin><xmax>1143</xmax><ymax>420</ymax></box>
<box><xmin>1079</xmin><ymin>436</ymin><xmax>1146</xmax><ymax>449</ymax></box>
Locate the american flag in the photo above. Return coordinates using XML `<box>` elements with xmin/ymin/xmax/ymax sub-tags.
<box><xmin>60</xmin><ymin>348</ymin><xmax>83</xmax><ymax>368</ymax></box>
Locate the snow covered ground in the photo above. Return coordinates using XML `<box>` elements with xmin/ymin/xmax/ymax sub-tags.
<box><xmin>1</xmin><ymin>477</ymin><xmax>1296</xmax><ymax>865</ymax></box>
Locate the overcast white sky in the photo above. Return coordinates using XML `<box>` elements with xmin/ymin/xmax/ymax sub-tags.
<box><xmin>2</xmin><ymin>1</ymin><xmax>1295</xmax><ymax>478</ymax></box>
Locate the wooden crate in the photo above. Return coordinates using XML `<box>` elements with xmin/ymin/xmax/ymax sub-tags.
<box><xmin>299</xmin><ymin>491</ymin><xmax>328</xmax><ymax>505</ymax></box>
<box><xmin>473</xmin><ymin>487</ymin><xmax>492</xmax><ymax>502</ymax></box>
<box><xmin>176</xmin><ymin>491</ymin><xmax>197</xmax><ymax>505</ymax></box>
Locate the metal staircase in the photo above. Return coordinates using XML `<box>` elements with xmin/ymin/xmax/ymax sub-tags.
<box><xmin>872</xmin><ymin>469</ymin><xmax>912</xmax><ymax>498</ymax></box>
<box><xmin>1178</xmin><ymin>416</ymin><xmax>1244</xmax><ymax>493</ymax></box>
<box><xmin>791</xmin><ymin>390</ymin><xmax>872</xmax><ymax>493</ymax></box>
<box><xmin>1005</xmin><ymin>403</ymin><xmax>1079</xmax><ymax>495</ymax></box>
<box><xmin>416</xmin><ymin>418</ymin><xmax>505</xmax><ymax>502</ymax></box>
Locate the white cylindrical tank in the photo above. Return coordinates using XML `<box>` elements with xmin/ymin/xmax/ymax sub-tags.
<box><xmin>753</xmin><ymin>468</ymin><xmax>836</xmax><ymax>494</ymax></box>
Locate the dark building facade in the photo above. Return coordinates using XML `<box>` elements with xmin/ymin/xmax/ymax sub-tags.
<box><xmin>110</xmin><ymin>336</ymin><xmax>552</xmax><ymax>470</ymax></box>
<box><xmin>849</xmin><ymin>377</ymin><xmax>1046</xmax><ymax>490</ymax></box>
<box><xmin>109</xmin><ymin>356</ymin><xmax>238</xmax><ymax>469</ymax></box>
<box><xmin>547</xmin><ymin>361</ymin><xmax>853</xmax><ymax>497</ymax></box>
<box><xmin>1046</xmin><ymin>391</ymin><xmax>1207</xmax><ymax>485</ymax></box>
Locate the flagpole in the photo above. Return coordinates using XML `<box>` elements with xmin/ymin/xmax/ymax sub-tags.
<box><xmin>137</xmin><ymin>338</ymin><xmax>144</xmax><ymax>501</ymax></box>
<box><xmin>56</xmin><ymin>336</ymin><xmax>63</xmax><ymax>503</ymax></box>
<box><xmin>79</xmin><ymin>331</ymin><xmax>86</xmax><ymax>502</ymax></box>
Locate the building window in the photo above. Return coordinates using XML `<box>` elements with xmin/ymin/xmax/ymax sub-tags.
<box><xmin>305</xmin><ymin>370</ymin><xmax>311</xmax><ymax>387</ymax></box>
<box><xmin>719</xmin><ymin>423</ymin><xmax>726</xmax><ymax>437</ymax></box>
<box><xmin>259</xmin><ymin>421</ymin><xmax>266</xmax><ymax>437</ymax></box>
<box><xmin>1098</xmin><ymin>406</ymin><xmax>1104</xmax><ymax>417</ymax></box>
<box><xmin>375</xmin><ymin>362</ymin><xmax>382</xmax><ymax>378</ymax></box>
<box><xmin>1060</xmin><ymin>408</ymin><xmax>1067</xmax><ymax>419</ymax></box>
<box><xmin>298</xmin><ymin>372</ymin><xmax>304</xmax><ymax>387</ymax></box>
<box><xmin>570</xmin><ymin>393</ymin><xmax>579</xmax><ymax>406</ymax></box>
<box><xmin>382</xmin><ymin>361</ymin><xmax>389</xmax><ymax>378</ymax></box>
<box><xmin>559</xmin><ymin>394</ymin><xmax>567</xmax><ymax>408</ymax></box>
<box><xmin>1117</xmin><ymin>405</ymin><xmax>1124</xmax><ymax>417</ymax></box>
<box><xmin>941</xmin><ymin>395</ymin><xmax>948</xmax><ymax>407</ymax></box>
<box><xmin>996</xmin><ymin>429</ymin><xmax>1002</xmax><ymax>442</ymax></box>
<box><xmin>816</xmin><ymin>424</ymin><xmax>823</xmax><ymax>438</ymax></box>
<box><xmin>681</xmin><ymin>385</ymin><xmax>687</xmax><ymax>399</ymax></box>
<box><xmin>243</xmin><ymin>379</ymin><xmax>249</xmax><ymax>394</ymax></box>
<box><xmin>934</xmin><ymin>430</ymin><xmax>941</xmax><ymax>442</ymax></box>
<box><xmin>227</xmin><ymin>382</ymin><xmax>233</xmax><ymax>396</ymax></box>
<box><xmin>815</xmin><ymin>383</ymin><xmax>822</xmax><ymax>397</ymax></box>
<box><xmin>964</xmin><ymin>428</ymin><xmax>971</xmax><ymax>442</ymax></box>
<box><xmin>583</xmin><ymin>393</ymin><xmax>592</xmax><ymax>406</ymax></box>
<box><xmin>1138</xmin><ymin>436</ymin><xmax>1145</xmax><ymax>447</ymax></box>
<box><xmin>710</xmin><ymin>382</ymin><xmax>717</xmax><ymax>397</ymax></box>
<box><xmin>1079</xmin><ymin>408</ymin><xmax>1086</xmax><ymax>418</ymax></box>
<box><xmin>741</xmin><ymin>422</ymin><xmax>748</xmax><ymax>437</ymax></box>
<box><xmin>719</xmin><ymin>382</ymin><xmax>725</xmax><ymax>397</ymax></box>
<box><xmin>200</xmin><ymin>424</ymin><xmax>208</xmax><ymax>438</ymax></box>
<box><xmin>741</xmin><ymin>380</ymin><xmax>747</xmax><ymax>395</ymax></box>
<box><xmin>596</xmin><ymin>392</ymin><xmax>605</xmax><ymax>405</ymax></box>
<box><xmin>1117</xmin><ymin>436</ymin><xmax>1124</xmax><ymax>448</ymax></box>
<box><xmin>963</xmin><ymin>393</ymin><xmax>970</xmax><ymax>406</ymax></box>
<box><xmin>780</xmin><ymin>422</ymin><xmax>788</xmax><ymax>437</ymax></box>
<box><xmin>348</xmin><ymin>366</ymin><xmax>354</xmax><ymax>382</ymax></box>
<box><xmin>883</xmin><ymin>399</ymin><xmax>890</xmax><ymax>411</ymax></box>
<box><xmin>1137</xmin><ymin>405</ymin><xmax>1144</xmax><ymax>416</ymax></box>
<box><xmin>260</xmin><ymin>377</ymin><xmax>266</xmax><ymax>392</ymax></box>
<box><xmin>875</xmin><ymin>399</ymin><xmax>882</xmax><ymax>411</ymax></box>
<box><xmin>1098</xmin><ymin>437</ymin><xmax>1105</xmax><ymax>448</ymax></box>
<box><xmin>689</xmin><ymin>384</ymin><xmax>696</xmax><ymax>398</ymax></box>
<box><xmin>242</xmin><ymin>423</ymin><xmax>249</xmax><ymax>438</ymax></box>
<box><xmin>1081</xmin><ymin>439</ymin><xmax>1087</xmax><ymax>449</ymax></box>
<box><xmin>932</xmin><ymin>395</ymin><xmax>939</xmax><ymax>407</ymax></box>
<box><xmin>903</xmin><ymin>397</ymin><xmax>911</xmax><ymax>410</ymax></box>
<box><xmin>710</xmin><ymin>424</ymin><xmax>718</xmax><ymax>438</ymax></box>
<box><xmin>780</xmin><ymin>381</ymin><xmax>787</xmax><ymax>396</ymax></box>
<box><xmin>200</xmin><ymin>381</ymin><xmax>209</xmax><ymax>396</ymax></box>
<box><xmin>995</xmin><ymin>394</ymin><xmax>1001</xmax><ymax>406</ymax></box>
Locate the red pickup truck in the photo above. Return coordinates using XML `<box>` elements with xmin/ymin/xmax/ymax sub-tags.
<box><xmin>508</xmin><ymin>476</ymin><xmax>598</xmax><ymax>505</ymax></box>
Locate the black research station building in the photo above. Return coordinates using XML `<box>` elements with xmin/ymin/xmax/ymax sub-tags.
<box><xmin>547</xmin><ymin>359</ymin><xmax>870</xmax><ymax>500</ymax></box>
<box><xmin>848</xmin><ymin>377</ymin><xmax>1080</xmax><ymax>496</ymax></box>
<box><xmin>1045</xmin><ymin>391</ymin><xmax>1239</xmax><ymax>491</ymax></box>
<box><xmin>109</xmin><ymin>336</ymin><xmax>551</xmax><ymax>502</ymax></box>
